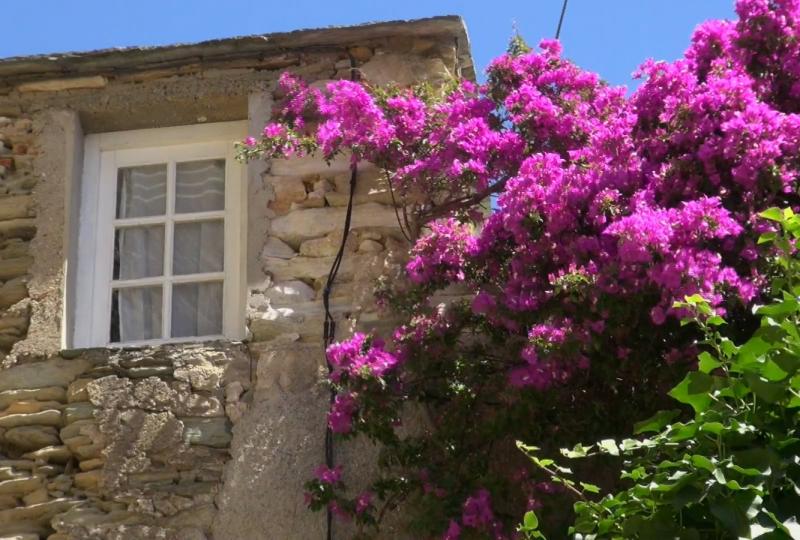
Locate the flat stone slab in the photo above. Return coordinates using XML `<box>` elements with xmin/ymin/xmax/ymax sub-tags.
<box><xmin>269</xmin><ymin>203</ymin><xmax>398</xmax><ymax>244</ymax></box>
<box><xmin>0</xmin><ymin>410</ymin><xmax>61</xmax><ymax>428</ymax></box>
<box><xmin>0</xmin><ymin>359</ymin><xmax>90</xmax><ymax>393</ymax></box>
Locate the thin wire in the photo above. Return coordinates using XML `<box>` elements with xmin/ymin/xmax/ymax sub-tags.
<box><xmin>322</xmin><ymin>54</ymin><xmax>360</xmax><ymax>540</ymax></box>
<box><xmin>555</xmin><ymin>0</ymin><xmax>569</xmax><ymax>40</ymax></box>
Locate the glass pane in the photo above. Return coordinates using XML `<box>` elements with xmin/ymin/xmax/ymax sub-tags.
<box><xmin>173</xmin><ymin>220</ymin><xmax>224</xmax><ymax>275</ymax></box>
<box><xmin>110</xmin><ymin>286</ymin><xmax>163</xmax><ymax>343</ymax></box>
<box><xmin>113</xmin><ymin>225</ymin><xmax>164</xmax><ymax>280</ymax></box>
<box><xmin>116</xmin><ymin>164</ymin><xmax>167</xmax><ymax>218</ymax></box>
<box><xmin>171</xmin><ymin>281</ymin><xmax>223</xmax><ymax>337</ymax></box>
<box><xmin>176</xmin><ymin>159</ymin><xmax>225</xmax><ymax>214</ymax></box>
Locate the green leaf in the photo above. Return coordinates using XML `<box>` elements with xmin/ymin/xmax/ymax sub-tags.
<box><xmin>691</xmin><ymin>454</ymin><xmax>715</xmax><ymax>472</ymax></box>
<box><xmin>735</xmin><ymin>337</ymin><xmax>771</xmax><ymax>371</ymax></box>
<box><xmin>620</xmin><ymin>438</ymin><xmax>643</xmax><ymax>451</ymax></box>
<box><xmin>760</xmin><ymin>207</ymin><xmax>785</xmax><ymax>222</ymax></box>
<box><xmin>714</xmin><ymin>468</ymin><xmax>727</xmax><ymax>484</ymax></box>
<box><xmin>699</xmin><ymin>422</ymin><xmax>724</xmax><ymax>435</ymax></box>
<box><xmin>728</xmin><ymin>464</ymin><xmax>764</xmax><ymax>477</ymax></box>
<box><xmin>756</xmin><ymin>296</ymin><xmax>799</xmax><ymax>317</ymax></box>
<box><xmin>773</xmin><ymin>350</ymin><xmax>800</xmax><ymax>375</ymax></box>
<box><xmin>598</xmin><ymin>439</ymin><xmax>619</xmax><ymax>456</ymax></box>
<box><xmin>597</xmin><ymin>518</ymin><xmax>615</xmax><ymax>535</ymax></box>
<box><xmin>726</xmin><ymin>479</ymin><xmax>744</xmax><ymax>490</ymax></box>
<box><xmin>580</xmin><ymin>482</ymin><xmax>601</xmax><ymax>494</ymax></box>
<box><xmin>732</xmin><ymin>448</ymin><xmax>777</xmax><ymax>474</ymax></box>
<box><xmin>760</xmin><ymin>359</ymin><xmax>790</xmax><ymax>382</ymax></box>
<box><xmin>622</xmin><ymin>466</ymin><xmax>647</xmax><ymax>481</ymax></box>
<box><xmin>561</xmin><ymin>443</ymin><xmax>592</xmax><ymax>459</ymax></box>
<box><xmin>684</xmin><ymin>293</ymin><xmax>707</xmax><ymax>304</ymax></box>
<box><xmin>720</xmin><ymin>337</ymin><xmax>739</xmax><ymax>357</ymax></box>
<box><xmin>523</xmin><ymin>510</ymin><xmax>539</xmax><ymax>530</ymax></box>
<box><xmin>744</xmin><ymin>373</ymin><xmax>786</xmax><ymax>403</ymax></box>
<box><xmin>710</xmin><ymin>499</ymin><xmax>749</xmax><ymax>536</ymax></box>
<box><xmin>516</xmin><ymin>442</ymin><xmax>540</xmax><ymax>453</ymax></box>
<box><xmin>789</xmin><ymin>393</ymin><xmax>800</xmax><ymax>408</ymax></box>
<box><xmin>668</xmin><ymin>422</ymin><xmax>699</xmax><ymax>441</ymax></box>
<box><xmin>698</xmin><ymin>351</ymin><xmax>722</xmax><ymax>373</ymax></box>
<box><xmin>755</xmin><ymin>323</ymin><xmax>790</xmax><ymax>344</ymax></box>
<box><xmin>634</xmin><ymin>409</ymin><xmax>681</xmax><ymax>434</ymax></box>
<box><xmin>669</xmin><ymin>372</ymin><xmax>714</xmax><ymax>413</ymax></box>
<box><xmin>718</xmin><ymin>379</ymin><xmax>751</xmax><ymax>399</ymax></box>
<box><xmin>758</xmin><ymin>231</ymin><xmax>777</xmax><ymax>245</ymax></box>
<box><xmin>707</xmin><ymin>315</ymin><xmax>727</xmax><ymax>326</ymax></box>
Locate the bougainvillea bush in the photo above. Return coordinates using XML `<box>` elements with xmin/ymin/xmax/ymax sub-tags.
<box><xmin>242</xmin><ymin>0</ymin><xmax>800</xmax><ymax>537</ymax></box>
<box><xmin>520</xmin><ymin>208</ymin><xmax>800</xmax><ymax>539</ymax></box>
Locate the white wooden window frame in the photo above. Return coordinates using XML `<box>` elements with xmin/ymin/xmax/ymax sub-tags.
<box><xmin>72</xmin><ymin>121</ymin><xmax>247</xmax><ymax>348</ymax></box>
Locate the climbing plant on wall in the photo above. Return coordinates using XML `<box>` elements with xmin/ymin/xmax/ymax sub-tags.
<box><xmin>241</xmin><ymin>0</ymin><xmax>800</xmax><ymax>537</ymax></box>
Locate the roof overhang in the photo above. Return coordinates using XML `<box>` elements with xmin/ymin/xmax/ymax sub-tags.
<box><xmin>0</xmin><ymin>16</ymin><xmax>474</xmax><ymax>88</ymax></box>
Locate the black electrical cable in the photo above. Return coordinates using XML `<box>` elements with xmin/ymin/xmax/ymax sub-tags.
<box><xmin>555</xmin><ymin>0</ymin><xmax>569</xmax><ymax>40</ymax></box>
<box><xmin>322</xmin><ymin>55</ymin><xmax>360</xmax><ymax>540</ymax></box>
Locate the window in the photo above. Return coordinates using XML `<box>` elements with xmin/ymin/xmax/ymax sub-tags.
<box><xmin>72</xmin><ymin>122</ymin><xmax>246</xmax><ymax>348</ymax></box>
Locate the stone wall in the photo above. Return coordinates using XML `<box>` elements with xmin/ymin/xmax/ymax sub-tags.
<box><xmin>0</xmin><ymin>345</ymin><xmax>249</xmax><ymax>540</ymax></box>
<box><xmin>0</xmin><ymin>17</ymin><xmax>471</xmax><ymax>539</ymax></box>
<box><xmin>0</xmin><ymin>116</ymin><xmax>36</xmax><ymax>358</ymax></box>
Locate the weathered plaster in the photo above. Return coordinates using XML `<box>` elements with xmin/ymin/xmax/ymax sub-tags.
<box><xmin>213</xmin><ymin>342</ymin><xmax>328</xmax><ymax>540</ymax></box>
<box><xmin>11</xmin><ymin>110</ymin><xmax>82</xmax><ymax>360</ymax></box>
<box><xmin>246</xmin><ymin>90</ymin><xmax>272</xmax><ymax>291</ymax></box>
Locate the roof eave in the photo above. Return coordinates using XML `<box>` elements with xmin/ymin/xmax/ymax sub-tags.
<box><xmin>0</xmin><ymin>16</ymin><xmax>474</xmax><ymax>85</ymax></box>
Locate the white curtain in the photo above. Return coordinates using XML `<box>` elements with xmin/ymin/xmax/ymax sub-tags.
<box><xmin>116</xmin><ymin>287</ymin><xmax>162</xmax><ymax>342</ymax></box>
<box><xmin>172</xmin><ymin>282</ymin><xmax>223</xmax><ymax>337</ymax></box>
<box><xmin>115</xmin><ymin>165</ymin><xmax>166</xmax><ymax>342</ymax></box>
<box><xmin>175</xmin><ymin>159</ymin><xmax>225</xmax><ymax>213</ymax></box>
<box><xmin>171</xmin><ymin>220</ymin><xmax>224</xmax><ymax>337</ymax></box>
<box><xmin>172</xmin><ymin>159</ymin><xmax>225</xmax><ymax>337</ymax></box>
<box><xmin>113</xmin><ymin>160</ymin><xmax>225</xmax><ymax>342</ymax></box>
<box><xmin>117</xmin><ymin>164</ymin><xmax>166</xmax><ymax>218</ymax></box>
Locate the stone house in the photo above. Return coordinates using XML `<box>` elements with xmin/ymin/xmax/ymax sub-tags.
<box><xmin>0</xmin><ymin>17</ymin><xmax>473</xmax><ymax>540</ymax></box>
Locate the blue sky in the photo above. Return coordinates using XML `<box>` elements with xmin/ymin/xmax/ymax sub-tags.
<box><xmin>1</xmin><ymin>1</ymin><xmax>735</xmax><ymax>88</ymax></box>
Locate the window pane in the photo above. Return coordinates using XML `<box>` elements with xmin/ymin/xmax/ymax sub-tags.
<box><xmin>116</xmin><ymin>164</ymin><xmax>167</xmax><ymax>218</ymax></box>
<box><xmin>176</xmin><ymin>159</ymin><xmax>225</xmax><ymax>214</ymax></box>
<box><xmin>114</xmin><ymin>225</ymin><xmax>164</xmax><ymax>280</ymax></box>
<box><xmin>173</xmin><ymin>220</ymin><xmax>224</xmax><ymax>275</ymax></box>
<box><xmin>171</xmin><ymin>281</ymin><xmax>222</xmax><ymax>337</ymax></box>
<box><xmin>111</xmin><ymin>286</ymin><xmax>163</xmax><ymax>342</ymax></box>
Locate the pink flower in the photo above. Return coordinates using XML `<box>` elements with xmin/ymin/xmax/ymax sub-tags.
<box><xmin>406</xmin><ymin>219</ymin><xmax>476</xmax><ymax>286</ymax></box>
<box><xmin>472</xmin><ymin>291</ymin><xmax>497</xmax><ymax>315</ymax></box>
<box><xmin>355</xmin><ymin>491</ymin><xmax>373</xmax><ymax>514</ymax></box>
<box><xmin>443</xmin><ymin>520</ymin><xmax>461</xmax><ymax>540</ymax></box>
<box><xmin>326</xmin><ymin>333</ymin><xmax>400</xmax><ymax>382</ymax></box>
<box><xmin>328</xmin><ymin>392</ymin><xmax>357</xmax><ymax>434</ymax></box>
<box><xmin>262</xmin><ymin>123</ymin><xmax>285</xmax><ymax>138</ymax></box>
<box><xmin>462</xmin><ymin>489</ymin><xmax>494</xmax><ymax>528</ymax></box>
<box><xmin>314</xmin><ymin>465</ymin><xmax>342</xmax><ymax>485</ymax></box>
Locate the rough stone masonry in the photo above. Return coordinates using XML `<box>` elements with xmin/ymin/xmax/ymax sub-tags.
<box><xmin>0</xmin><ymin>17</ymin><xmax>473</xmax><ymax>540</ymax></box>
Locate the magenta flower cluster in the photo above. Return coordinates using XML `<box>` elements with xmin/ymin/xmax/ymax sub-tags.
<box><xmin>406</xmin><ymin>219</ymin><xmax>476</xmax><ymax>286</ymax></box>
<box><xmin>326</xmin><ymin>332</ymin><xmax>399</xmax><ymax>384</ymax></box>
<box><xmin>443</xmin><ymin>489</ymin><xmax>505</xmax><ymax>540</ymax></box>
